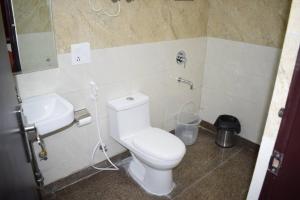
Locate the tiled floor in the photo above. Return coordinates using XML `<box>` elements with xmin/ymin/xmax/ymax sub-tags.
<box><xmin>44</xmin><ymin>129</ymin><xmax>258</xmax><ymax>200</ymax></box>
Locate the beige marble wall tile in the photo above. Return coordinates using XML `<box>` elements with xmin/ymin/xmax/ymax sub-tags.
<box><xmin>12</xmin><ymin>0</ymin><xmax>51</xmax><ymax>34</ymax></box>
<box><xmin>207</xmin><ymin>0</ymin><xmax>292</xmax><ymax>48</ymax></box>
<box><xmin>52</xmin><ymin>0</ymin><xmax>208</xmax><ymax>53</ymax></box>
<box><xmin>14</xmin><ymin>0</ymin><xmax>290</xmax><ymax>52</ymax></box>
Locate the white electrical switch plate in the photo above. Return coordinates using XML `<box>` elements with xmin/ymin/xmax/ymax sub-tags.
<box><xmin>71</xmin><ymin>42</ymin><xmax>91</xmax><ymax>65</ymax></box>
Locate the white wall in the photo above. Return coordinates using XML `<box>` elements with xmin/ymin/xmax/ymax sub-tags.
<box><xmin>247</xmin><ymin>1</ymin><xmax>300</xmax><ymax>199</ymax></box>
<box><xmin>200</xmin><ymin>37</ymin><xmax>280</xmax><ymax>144</ymax></box>
<box><xmin>17</xmin><ymin>32</ymin><xmax>58</xmax><ymax>73</ymax></box>
<box><xmin>16</xmin><ymin>38</ymin><xmax>206</xmax><ymax>184</ymax></box>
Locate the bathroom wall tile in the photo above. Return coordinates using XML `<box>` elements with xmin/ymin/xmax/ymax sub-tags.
<box><xmin>52</xmin><ymin>0</ymin><xmax>208</xmax><ymax>53</ymax></box>
<box><xmin>167</xmin><ymin>67</ymin><xmax>202</xmax><ymax>91</ymax></box>
<box><xmin>51</xmin><ymin>0</ymin><xmax>290</xmax><ymax>53</ymax></box>
<box><xmin>200</xmin><ymin>38</ymin><xmax>280</xmax><ymax>143</ymax></box>
<box><xmin>130</xmin><ymin>72</ymin><xmax>168</xmax><ymax>129</ymax></box>
<box><xmin>200</xmin><ymin>87</ymin><xmax>265</xmax><ymax>143</ymax></box>
<box><xmin>16</xmin><ymin>68</ymin><xmax>60</xmax><ymax>99</ymax></box>
<box><xmin>89</xmin><ymin>50</ymin><xmax>135</xmax><ymax>86</ymax></box>
<box><xmin>41</xmin><ymin>117</ymin><xmax>122</xmax><ymax>185</ymax></box>
<box><xmin>203</xmin><ymin>65</ymin><xmax>275</xmax><ymax>107</ymax></box>
<box><xmin>205</xmin><ymin>38</ymin><xmax>281</xmax><ymax>80</ymax></box>
<box><xmin>163</xmin><ymin>80</ymin><xmax>202</xmax><ymax>131</ymax></box>
<box><xmin>97</xmin><ymin>81</ymin><xmax>134</xmax><ymax>118</ymax></box>
<box><xmin>163</xmin><ymin>37</ymin><xmax>207</xmax><ymax>71</ymax></box>
<box><xmin>57</xmin><ymin>65</ymin><xmax>94</xmax><ymax>94</ymax></box>
<box><xmin>87</xmin><ymin>44</ymin><xmax>170</xmax><ymax>88</ymax></box>
<box><xmin>34</xmin><ymin>124</ymin><xmax>95</xmax><ymax>184</ymax></box>
<box><xmin>57</xmin><ymin>89</ymin><xmax>91</xmax><ymax>111</ymax></box>
<box><xmin>51</xmin><ymin>0</ymin><xmax>92</xmax><ymax>54</ymax></box>
<box><xmin>200</xmin><ymin>87</ymin><xmax>244</xmax><ymax>125</ymax></box>
<box><xmin>120</xmin><ymin>43</ymin><xmax>169</xmax><ymax>74</ymax></box>
<box><xmin>207</xmin><ymin>0</ymin><xmax>291</xmax><ymax>48</ymax></box>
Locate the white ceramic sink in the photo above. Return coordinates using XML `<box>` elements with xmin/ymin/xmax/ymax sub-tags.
<box><xmin>22</xmin><ymin>93</ymin><xmax>74</xmax><ymax>135</ymax></box>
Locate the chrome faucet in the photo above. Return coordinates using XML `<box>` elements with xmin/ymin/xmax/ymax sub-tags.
<box><xmin>176</xmin><ymin>51</ymin><xmax>187</xmax><ymax>68</ymax></box>
<box><xmin>177</xmin><ymin>77</ymin><xmax>194</xmax><ymax>90</ymax></box>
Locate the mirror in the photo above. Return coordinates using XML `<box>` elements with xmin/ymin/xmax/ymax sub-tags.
<box><xmin>11</xmin><ymin>0</ymin><xmax>57</xmax><ymax>73</ymax></box>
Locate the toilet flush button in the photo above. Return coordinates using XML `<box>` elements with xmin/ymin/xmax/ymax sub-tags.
<box><xmin>126</xmin><ymin>97</ymin><xmax>134</xmax><ymax>101</ymax></box>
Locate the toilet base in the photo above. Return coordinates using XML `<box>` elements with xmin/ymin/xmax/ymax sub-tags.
<box><xmin>128</xmin><ymin>154</ymin><xmax>175</xmax><ymax>196</ymax></box>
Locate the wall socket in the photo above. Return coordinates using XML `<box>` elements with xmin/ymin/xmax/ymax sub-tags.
<box><xmin>71</xmin><ymin>42</ymin><xmax>91</xmax><ymax>65</ymax></box>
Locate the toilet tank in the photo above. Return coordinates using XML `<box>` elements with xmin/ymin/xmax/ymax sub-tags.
<box><xmin>107</xmin><ymin>93</ymin><xmax>150</xmax><ymax>140</ymax></box>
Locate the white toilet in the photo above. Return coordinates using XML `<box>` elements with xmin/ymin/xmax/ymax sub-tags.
<box><xmin>107</xmin><ymin>93</ymin><xmax>186</xmax><ymax>196</ymax></box>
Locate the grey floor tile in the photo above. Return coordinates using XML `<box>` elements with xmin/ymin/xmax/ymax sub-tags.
<box><xmin>170</xmin><ymin>131</ymin><xmax>244</xmax><ymax>197</ymax></box>
<box><xmin>50</xmin><ymin>169</ymin><xmax>168</xmax><ymax>200</ymax></box>
<box><xmin>173</xmin><ymin>149</ymin><xmax>257</xmax><ymax>200</ymax></box>
<box><xmin>44</xmin><ymin>130</ymin><xmax>258</xmax><ymax>200</ymax></box>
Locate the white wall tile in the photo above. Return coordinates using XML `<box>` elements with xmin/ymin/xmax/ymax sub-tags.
<box><xmin>16</xmin><ymin>68</ymin><xmax>60</xmax><ymax>99</ymax></box>
<box><xmin>200</xmin><ymin>37</ymin><xmax>280</xmax><ymax>144</ymax></box>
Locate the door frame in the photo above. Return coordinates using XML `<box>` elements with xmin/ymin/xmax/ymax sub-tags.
<box><xmin>259</xmin><ymin>46</ymin><xmax>300</xmax><ymax>198</ymax></box>
<box><xmin>0</xmin><ymin>0</ymin><xmax>21</xmax><ymax>72</ymax></box>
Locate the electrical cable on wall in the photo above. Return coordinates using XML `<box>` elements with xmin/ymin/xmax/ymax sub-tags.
<box><xmin>89</xmin><ymin>0</ymin><xmax>121</xmax><ymax>17</ymax></box>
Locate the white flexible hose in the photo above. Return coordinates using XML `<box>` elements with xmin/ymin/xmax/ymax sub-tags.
<box><xmin>89</xmin><ymin>0</ymin><xmax>121</xmax><ymax>17</ymax></box>
<box><xmin>90</xmin><ymin>84</ymin><xmax>119</xmax><ymax>171</ymax></box>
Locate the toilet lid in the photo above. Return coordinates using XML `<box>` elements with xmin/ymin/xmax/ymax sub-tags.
<box><xmin>132</xmin><ymin>128</ymin><xmax>186</xmax><ymax>161</ymax></box>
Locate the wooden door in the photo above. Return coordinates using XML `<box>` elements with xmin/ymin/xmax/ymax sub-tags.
<box><xmin>0</xmin><ymin>7</ymin><xmax>39</xmax><ymax>200</ymax></box>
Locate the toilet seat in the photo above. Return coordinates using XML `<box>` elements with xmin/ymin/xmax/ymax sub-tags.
<box><xmin>132</xmin><ymin>128</ymin><xmax>185</xmax><ymax>161</ymax></box>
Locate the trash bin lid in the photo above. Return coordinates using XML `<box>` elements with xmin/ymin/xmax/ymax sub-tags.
<box><xmin>214</xmin><ymin>115</ymin><xmax>241</xmax><ymax>133</ymax></box>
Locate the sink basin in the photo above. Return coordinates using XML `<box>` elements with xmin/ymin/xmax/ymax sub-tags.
<box><xmin>22</xmin><ymin>93</ymin><xmax>74</xmax><ymax>135</ymax></box>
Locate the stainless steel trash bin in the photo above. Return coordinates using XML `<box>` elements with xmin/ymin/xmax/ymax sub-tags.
<box><xmin>214</xmin><ymin>115</ymin><xmax>241</xmax><ymax>148</ymax></box>
<box><xmin>215</xmin><ymin>129</ymin><xmax>237</xmax><ymax>148</ymax></box>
